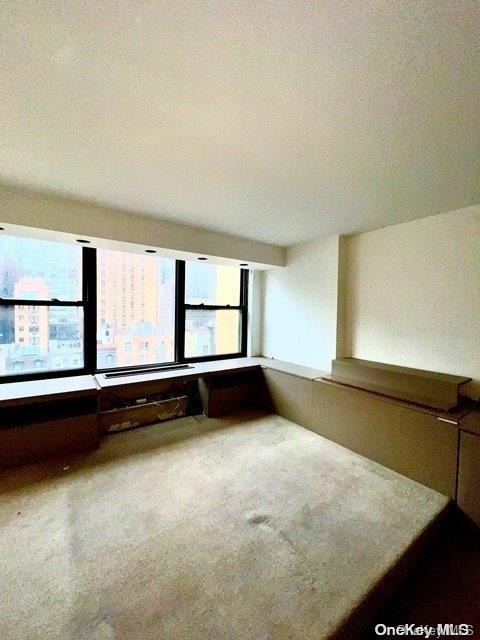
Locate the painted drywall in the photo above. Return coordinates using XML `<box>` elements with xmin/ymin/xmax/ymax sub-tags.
<box><xmin>346</xmin><ymin>205</ymin><xmax>480</xmax><ymax>399</ymax></box>
<box><xmin>0</xmin><ymin>182</ymin><xmax>284</xmax><ymax>268</ymax></box>
<box><xmin>3</xmin><ymin>2</ymin><xmax>479</xmax><ymax>245</ymax></box>
<box><xmin>248</xmin><ymin>270</ymin><xmax>263</xmax><ymax>356</ymax></box>
<box><xmin>262</xmin><ymin>236</ymin><xmax>341</xmax><ymax>372</ymax></box>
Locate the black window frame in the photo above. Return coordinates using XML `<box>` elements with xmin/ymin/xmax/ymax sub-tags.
<box><xmin>176</xmin><ymin>260</ymin><xmax>249</xmax><ymax>363</ymax></box>
<box><xmin>0</xmin><ymin>244</ymin><xmax>249</xmax><ymax>383</ymax></box>
<box><xmin>0</xmin><ymin>246</ymin><xmax>95</xmax><ymax>383</ymax></box>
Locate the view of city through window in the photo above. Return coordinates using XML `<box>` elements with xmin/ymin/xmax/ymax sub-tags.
<box><xmin>0</xmin><ymin>235</ymin><xmax>83</xmax><ymax>375</ymax></box>
<box><xmin>0</xmin><ymin>234</ymin><xmax>243</xmax><ymax>376</ymax></box>
<box><xmin>97</xmin><ymin>249</ymin><xmax>176</xmax><ymax>368</ymax></box>
<box><xmin>184</xmin><ymin>262</ymin><xmax>241</xmax><ymax>358</ymax></box>
<box><xmin>97</xmin><ymin>253</ymin><xmax>242</xmax><ymax>367</ymax></box>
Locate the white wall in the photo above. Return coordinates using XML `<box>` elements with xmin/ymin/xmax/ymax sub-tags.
<box><xmin>346</xmin><ymin>205</ymin><xmax>480</xmax><ymax>399</ymax></box>
<box><xmin>262</xmin><ymin>236</ymin><xmax>341</xmax><ymax>372</ymax></box>
<box><xmin>0</xmin><ymin>182</ymin><xmax>284</xmax><ymax>268</ymax></box>
<box><xmin>261</xmin><ymin>205</ymin><xmax>479</xmax><ymax>399</ymax></box>
<box><xmin>248</xmin><ymin>270</ymin><xmax>263</xmax><ymax>356</ymax></box>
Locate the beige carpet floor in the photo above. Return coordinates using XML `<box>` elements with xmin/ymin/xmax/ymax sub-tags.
<box><xmin>1</xmin><ymin>411</ymin><xmax>448</xmax><ymax>640</ymax></box>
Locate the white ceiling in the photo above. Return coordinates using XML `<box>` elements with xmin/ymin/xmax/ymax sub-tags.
<box><xmin>1</xmin><ymin>1</ymin><xmax>478</xmax><ymax>246</ymax></box>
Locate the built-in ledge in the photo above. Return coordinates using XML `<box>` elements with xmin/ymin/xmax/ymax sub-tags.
<box><xmin>330</xmin><ymin>357</ymin><xmax>471</xmax><ymax>411</ymax></box>
<box><xmin>256</xmin><ymin>357</ymin><xmax>327</xmax><ymax>381</ymax></box>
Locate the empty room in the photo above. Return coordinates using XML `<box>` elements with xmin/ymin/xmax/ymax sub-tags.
<box><xmin>1</xmin><ymin>2</ymin><xmax>479</xmax><ymax>639</ymax></box>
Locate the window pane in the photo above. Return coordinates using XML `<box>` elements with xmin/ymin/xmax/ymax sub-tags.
<box><xmin>185</xmin><ymin>309</ymin><xmax>241</xmax><ymax>358</ymax></box>
<box><xmin>96</xmin><ymin>249</ymin><xmax>175</xmax><ymax>369</ymax></box>
<box><xmin>0</xmin><ymin>234</ymin><xmax>82</xmax><ymax>301</ymax></box>
<box><xmin>0</xmin><ymin>305</ymin><xmax>84</xmax><ymax>376</ymax></box>
<box><xmin>185</xmin><ymin>262</ymin><xmax>240</xmax><ymax>305</ymax></box>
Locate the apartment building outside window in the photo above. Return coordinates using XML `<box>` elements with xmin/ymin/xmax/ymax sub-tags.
<box><xmin>0</xmin><ymin>233</ymin><xmax>249</xmax><ymax>381</ymax></box>
<box><xmin>0</xmin><ymin>234</ymin><xmax>84</xmax><ymax>378</ymax></box>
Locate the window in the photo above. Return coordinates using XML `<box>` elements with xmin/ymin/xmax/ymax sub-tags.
<box><xmin>0</xmin><ymin>235</ymin><xmax>82</xmax><ymax>301</ymax></box>
<box><xmin>185</xmin><ymin>262</ymin><xmax>240</xmax><ymax>306</ymax></box>
<box><xmin>181</xmin><ymin>262</ymin><xmax>248</xmax><ymax>360</ymax></box>
<box><xmin>96</xmin><ymin>249</ymin><xmax>175</xmax><ymax>369</ymax></box>
<box><xmin>184</xmin><ymin>308</ymin><xmax>242</xmax><ymax>358</ymax></box>
<box><xmin>0</xmin><ymin>235</ymin><xmax>85</xmax><ymax>378</ymax></box>
<box><xmin>0</xmin><ymin>233</ymin><xmax>249</xmax><ymax>381</ymax></box>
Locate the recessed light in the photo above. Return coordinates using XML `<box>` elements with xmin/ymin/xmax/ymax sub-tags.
<box><xmin>76</xmin><ymin>239</ymin><xmax>90</xmax><ymax>244</ymax></box>
<box><xmin>240</xmin><ymin>263</ymin><xmax>248</xmax><ymax>267</ymax></box>
<box><xmin>197</xmin><ymin>257</ymin><xmax>207</xmax><ymax>261</ymax></box>
<box><xmin>145</xmin><ymin>249</ymin><xmax>156</xmax><ymax>254</ymax></box>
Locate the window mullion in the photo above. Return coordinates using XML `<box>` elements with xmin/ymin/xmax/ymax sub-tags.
<box><xmin>184</xmin><ymin>304</ymin><xmax>244</xmax><ymax>311</ymax></box>
<box><xmin>175</xmin><ymin>260</ymin><xmax>186</xmax><ymax>363</ymax></box>
<box><xmin>0</xmin><ymin>299</ymin><xmax>84</xmax><ymax>306</ymax></box>
<box><xmin>240</xmin><ymin>269</ymin><xmax>249</xmax><ymax>356</ymax></box>
<box><xmin>83</xmin><ymin>246</ymin><xmax>97</xmax><ymax>373</ymax></box>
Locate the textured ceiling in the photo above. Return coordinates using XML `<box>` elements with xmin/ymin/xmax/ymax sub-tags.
<box><xmin>1</xmin><ymin>1</ymin><xmax>478</xmax><ymax>246</ymax></box>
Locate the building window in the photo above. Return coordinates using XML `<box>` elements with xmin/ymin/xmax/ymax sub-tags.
<box><xmin>96</xmin><ymin>249</ymin><xmax>175</xmax><ymax>369</ymax></box>
<box><xmin>0</xmin><ymin>235</ymin><xmax>249</xmax><ymax>381</ymax></box>
<box><xmin>182</xmin><ymin>262</ymin><xmax>247</xmax><ymax>359</ymax></box>
<box><xmin>0</xmin><ymin>234</ymin><xmax>85</xmax><ymax>379</ymax></box>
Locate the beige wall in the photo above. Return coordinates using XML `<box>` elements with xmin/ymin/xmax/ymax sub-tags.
<box><xmin>248</xmin><ymin>271</ymin><xmax>263</xmax><ymax>357</ymax></box>
<box><xmin>261</xmin><ymin>205</ymin><xmax>479</xmax><ymax>399</ymax></box>
<box><xmin>262</xmin><ymin>236</ymin><xmax>342</xmax><ymax>372</ymax></box>
<box><xmin>0</xmin><ymin>182</ymin><xmax>284</xmax><ymax>268</ymax></box>
<box><xmin>345</xmin><ymin>206</ymin><xmax>480</xmax><ymax>399</ymax></box>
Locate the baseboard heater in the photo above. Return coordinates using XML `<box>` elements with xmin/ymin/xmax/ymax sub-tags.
<box><xmin>104</xmin><ymin>364</ymin><xmax>192</xmax><ymax>379</ymax></box>
<box><xmin>101</xmin><ymin>394</ymin><xmax>189</xmax><ymax>434</ymax></box>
